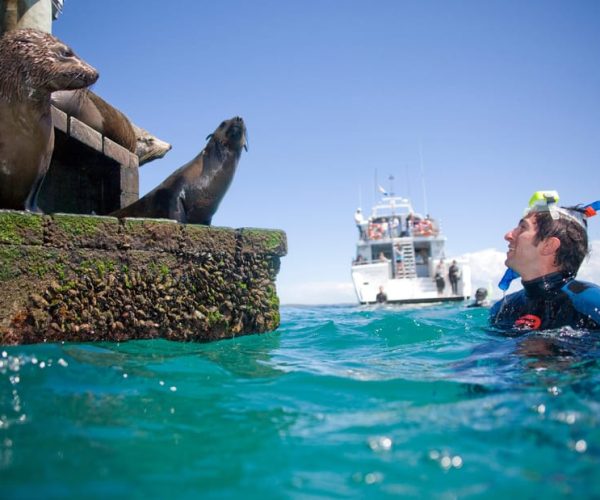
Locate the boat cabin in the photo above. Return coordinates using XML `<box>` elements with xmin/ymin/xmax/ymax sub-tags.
<box><xmin>354</xmin><ymin>196</ymin><xmax>444</xmax><ymax>280</ymax></box>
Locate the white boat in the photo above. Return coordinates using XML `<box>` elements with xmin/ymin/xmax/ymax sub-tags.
<box><xmin>351</xmin><ymin>194</ymin><xmax>472</xmax><ymax>304</ymax></box>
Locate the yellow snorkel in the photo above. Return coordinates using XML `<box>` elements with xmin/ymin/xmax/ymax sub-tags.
<box><xmin>526</xmin><ymin>190</ymin><xmax>560</xmax><ymax>219</ymax></box>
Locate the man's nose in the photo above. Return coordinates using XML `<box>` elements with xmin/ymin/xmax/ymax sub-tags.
<box><xmin>504</xmin><ymin>229</ymin><xmax>514</xmax><ymax>241</ymax></box>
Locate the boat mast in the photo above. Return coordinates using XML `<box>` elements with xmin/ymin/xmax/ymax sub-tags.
<box><xmin>373</xmin><ymin>168</ymin><xmax>378</xmax><ymax>210</ymax></box>
<box><xmin>419</xmin><ymin>143</ymin><xmax>429</xmax><ymax>215</ymax></box>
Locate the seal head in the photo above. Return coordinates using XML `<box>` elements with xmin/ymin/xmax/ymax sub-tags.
<box><xmin>113</xmin><ymin>116</ymin><xmax>247</xmax><ymax>225</ymax></box>
<box><xmin>0</xmin><ymin>28</ymin><xmax>99</xmax><ymax>211</ymax></box>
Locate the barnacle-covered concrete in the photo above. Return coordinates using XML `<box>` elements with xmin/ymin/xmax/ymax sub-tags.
<box><xmin>0</xmin><ymin>211</ymin><xmax>286</xmax><ymax>345</ymax></box>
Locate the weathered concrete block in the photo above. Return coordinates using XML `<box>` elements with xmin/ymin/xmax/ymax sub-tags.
<box><xmin>45</xmin><ymin>213</ymin><xmax>121</xmax><ymax>250</ymax></box>
<box><xmin>69</xmin><ymin>116</ymin><xmax>103</xmax><ymax>152</ymax></box>
<box><xmin>119</xmin><ymin>165</ymin><xmax>139</xmax><ymax>207</ymax></box>
<box><xmin>104</xmin><ymin>137</ymin><xmax>139</xmax><ymax>169</ymax></box>
<box><xmin>237</xmin><ymin>228</ymin><xmax>288</xmax><ymax>255</ymax></box>
<box><xmin>119</xmin><ymin>218</ymin><xmax>182</xmax><ymax>252</ymax></box>
<box><xmin>51</xmin><ymin>106</ymin><xmax>68</xmax><ymax>134</ymax></box>
<box><xmin>0</xmin><ymin>213</ymin><xmax>287</xmax><ymax>345</ymax></box>
<box><xmin>181</xmin><ymin>224</ymin><xmax>239</xmax><ymax>257</ymax></box>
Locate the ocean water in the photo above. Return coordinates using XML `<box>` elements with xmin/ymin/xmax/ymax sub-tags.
<box><xmin>1</xmin><ymin>303</ymin><xmax>599</xmax><ymax>499</ymax></box>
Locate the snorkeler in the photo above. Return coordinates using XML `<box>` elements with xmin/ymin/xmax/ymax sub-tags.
<box><xmin>489</xmin><ymin>191</ymin><xmax>600</xmax><ymax>331</ymax></box>
<box><xmin>468</xmin><ymin>287</ymin><xmax>489</xmax><ymax>308</ymax></box>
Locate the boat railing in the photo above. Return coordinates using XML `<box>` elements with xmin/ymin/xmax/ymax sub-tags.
<box><xmin>359</xmin><ymin>218</ymin><xmax>439</xmax><ymax>242</ymax></box>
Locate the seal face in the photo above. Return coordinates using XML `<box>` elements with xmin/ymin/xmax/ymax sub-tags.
<box><xmin>113</xmin><ymin>116</ymin><xmax>247</xmax><ymax>225</ymax></box>
<box><xmin>0</xmin><ymin>28</ymin><xmax>99</xmax><ymax>211</ymax></box>
<box><xmin>132</xmin><ymin>124</ymin><xmax>172</xmax><ymax>166</ymax></box>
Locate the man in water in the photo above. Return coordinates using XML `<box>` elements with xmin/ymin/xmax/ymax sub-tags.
<box><xmin>468</xmin><ymin>287</ymin><xmax>490</xmax><ymax>308</ymax></box>
<box><xmin>490</xmin><ymin>191</ymin><xmax>600</xmax><ymax>331</ymax></box>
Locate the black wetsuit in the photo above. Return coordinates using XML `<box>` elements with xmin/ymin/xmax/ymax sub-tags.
<box><xmin>489</xmin><ymin>272</ymin><xmax>600</xmax><ymax>331</ymax></box>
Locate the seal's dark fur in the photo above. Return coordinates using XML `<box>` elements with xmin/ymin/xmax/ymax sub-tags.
<box><xmin>113</xmin><ymin>117</ymin><xmax>246</xmax><ymax>225</ymax></box>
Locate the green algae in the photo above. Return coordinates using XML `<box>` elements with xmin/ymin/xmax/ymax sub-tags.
<box><xmin>52</xmin><ymin>214</ymin><xmax>116</xmax><ymax>238</ymax></box>
<box><xmin>0</xmin><ymin>212</ymin><xmax>43</xmax><ymax>245</ymax></box>
<box><xmin>0</xmin><ymin>247</ymin><xmax>21</xmax><ymax>281</ymax></box>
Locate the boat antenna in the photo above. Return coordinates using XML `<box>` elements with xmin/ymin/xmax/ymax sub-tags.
<box><xmin>358</xmin><ymin>185</ymin><xmax>362</xmax><ymax>210</ymax></box>
<box><xmin>419</xmin><ymin>142</ymin><xmax>429</xmax><ymax>215</ymax></box>
<box><xmin>374</xmin><ymin>168</ymin><xmax>378</xmax><ymax>204</ymax></box>
<box><xmin>388</xmin><ymin>174</ymin><xmax>395</xmax><ymax>197</ymax></box>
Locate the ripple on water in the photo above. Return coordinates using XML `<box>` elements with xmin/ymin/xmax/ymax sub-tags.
<box><xmin>1</xmin><ymin>304</ymin><xmax>600</xmax><ymax>498</ymax></box>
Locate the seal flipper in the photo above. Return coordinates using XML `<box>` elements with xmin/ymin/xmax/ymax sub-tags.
<box><xmin>24</xmin><ymin>171</ymin><xmax>48</xmax><ymax>213</ymax></box>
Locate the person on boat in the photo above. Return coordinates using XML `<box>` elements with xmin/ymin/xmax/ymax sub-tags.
<box><xmin>394</xmin><ymin>244</ymin><xmax>405</xmax><ymax>277</ymax></box>
<box><xmin>391</xmin><ymin>217</ymin><xmax>401</xmax><ymax>237</ymax></box>
<box><xmin>376</xmin><ymin>286</ymin><xmax>388</xmax><ymax>303</ymax></box>
<box><xmin>403</xmin><ymin>213</ymin><xmax>413</xmax><ymax>237</ymax></box>
<box><xmin>434</xmin><ymin>260</ymin><xmax>446</xmax><ymax>296</ymax></box>
<box><xmin>490</xmin><ymin>191</ymin><xmax>600</xmax><ymax>331</ymax></box>
<box><xmin>354</xmin><ymin>208</ymin><xmax>365</xmax><ymax>239</ymax></box>
<box><xmin>448</xmin><ymin>260</ymin><xmax>460</xmax><ymax>295</ymax></box>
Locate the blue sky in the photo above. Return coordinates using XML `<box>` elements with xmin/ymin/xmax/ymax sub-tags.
<box><xmin>53</xmin><ymin>1</ymin><xmax>600</xmax><ymax>304</ymax></box>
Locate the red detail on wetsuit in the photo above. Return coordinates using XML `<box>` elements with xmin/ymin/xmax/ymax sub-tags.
<box><xmin>584</xmin><ymin>206</ymin><xmax>597</xmax><ymax>217</ymax></box>
<box><xmin>514</xmin><ymin>314</ymin><xmax>542</xmax><ymax>330</ymax></box>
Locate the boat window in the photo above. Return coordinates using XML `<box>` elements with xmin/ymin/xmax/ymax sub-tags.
<box><xmin>371</xmin><ymin>244</ymin><xmax>393</xmax><ymax>262</ymax></box>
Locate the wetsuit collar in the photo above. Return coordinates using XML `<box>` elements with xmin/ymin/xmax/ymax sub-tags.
<box><xmin>522</xmin><ymin>272</ymin><xmax>572</xmax><ymax>298</ymax></box>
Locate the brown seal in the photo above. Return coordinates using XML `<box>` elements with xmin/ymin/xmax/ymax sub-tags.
<box><xmin>132</xmin><ymin>123</ymin><xmax>172</xmax><ymax>166</ymax></box>
<box><xmin>0</xmin><ymin>28</ymin><xmax>99</xmax><ymax>211</ymax></box>
<box><xmin>51</xmin><ymin>89</ymin><xmax>172</xmax><ymax>165</ymax></box>
<box><xmin>113</xmin><ymin>116</ymin><xmax>247</xmax><ymax>225</ymax></box>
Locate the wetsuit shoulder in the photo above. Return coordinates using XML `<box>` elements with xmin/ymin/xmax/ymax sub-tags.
<box><xmin>562</xmin><ymin>280</ymin><xmax>600</xmax><ymax>325</ymax></box>
<box><xmin>489</xmin><ymin>289</ymin><xmax>526</xmax><ymax>325</ymax></box>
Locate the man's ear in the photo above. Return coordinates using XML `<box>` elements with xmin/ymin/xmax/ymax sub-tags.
<box><xmin>540</xmin><ymin>236</ymin><xmax>561</xmax><ymax>256</ymax></box>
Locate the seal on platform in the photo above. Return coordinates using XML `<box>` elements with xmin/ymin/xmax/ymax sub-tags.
<box><xmin>51</xmin><ymin>89</ymin><xmax>137</xmax><ymax>152</ymax></box>
<box><xmin>52</xmin><ymin>89</ymin><xmax>172</xmax><ymax>166</ymax></box>
<box><xmin>0</xmin><ymin>28</ymin><xmax>99</xmax><ymax>211</ymax></box>
<box><xmin>113</xmin><ymin>116</ymin><xmax>247</xmax><ymax>225</ymax></box>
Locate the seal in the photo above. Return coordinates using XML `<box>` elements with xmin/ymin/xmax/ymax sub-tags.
<box><xmin>51</xmin><ymin>89</ymin><xmax>172</xmax><ymax>165</ymax></box>
<box><xmin>0</xmin><ymin>28</ymin><xmax>99</xmax><ymax>211</ymax></box>
<box><xmin>132</xmin><ymin>123</ymin><xmax>172</xmax><ymax>166</ymax></box>
<box><xmin>113</xmin><ymin>116</ymin><xmax>247</xmax><ymax>225</ymax></box>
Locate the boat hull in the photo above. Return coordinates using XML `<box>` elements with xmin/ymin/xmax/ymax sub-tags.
<box><xmin>351</xmin><ymin>261</ymin><xmax>472</xmax><ymax>305</ymax></box>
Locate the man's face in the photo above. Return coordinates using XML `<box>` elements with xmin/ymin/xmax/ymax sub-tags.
<box><xmin>504</xmin><ymin>214</ymin><xmax>542</xmax><ymax>277</ymax></box>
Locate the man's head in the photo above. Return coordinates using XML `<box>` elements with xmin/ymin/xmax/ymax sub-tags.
<box><xmin>504</xmin><ymin>209</ymin><xmax>588</xmax><ymax>281</ymax></box>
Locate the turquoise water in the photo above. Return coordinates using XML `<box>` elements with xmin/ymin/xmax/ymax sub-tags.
<box><xmin>1</xmin><ymin>303</ymin><xmax>599</xmax><ymax>499</ymax></box>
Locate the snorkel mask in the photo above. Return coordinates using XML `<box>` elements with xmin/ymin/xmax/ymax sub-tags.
<box><xmin>498</xmin><ymin>190</ymin><xmax>600</xmax><ymax>291</ymax></box>
<box><xmin>526</xmin><ymin>190</ymin><xmax>595</xmax><ymax>227</ymax></box>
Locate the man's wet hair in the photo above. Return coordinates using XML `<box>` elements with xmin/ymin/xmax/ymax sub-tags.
<box><xmin>529</xmin><ymin>208</ymin><xmax>589</xmax><ymax>276</ymax></box>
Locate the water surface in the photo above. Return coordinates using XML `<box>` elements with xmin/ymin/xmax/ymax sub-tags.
<box><xmin>1</xmin><ymin>303</ymin><xmax>599</xmax><ymax>498</ymax></box>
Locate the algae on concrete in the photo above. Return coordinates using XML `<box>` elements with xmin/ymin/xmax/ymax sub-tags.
<box><xmin>0</xmin><ymin>211</ymin><xmax>287</xmax><ymax>345</ymax></box>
